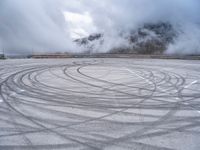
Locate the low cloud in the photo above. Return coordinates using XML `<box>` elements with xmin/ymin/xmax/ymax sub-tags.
<box><xmin>0</xmin><ymin>0</ymin><xmax>200</xmax><ymax>54</ymax></box>
<box><xmin>0</xmin><ymin>0</ymin><xmax>77</xmax><ymax>55</ymax></box>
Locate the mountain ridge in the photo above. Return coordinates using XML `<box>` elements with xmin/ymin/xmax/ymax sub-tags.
<box><xmin>74</xmin><ymin>22</ymin><xmax>177</xmax><ymax>54</ymax></box>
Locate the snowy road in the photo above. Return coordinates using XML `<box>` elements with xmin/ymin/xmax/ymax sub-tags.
<box><xmin>0</xmin><ymin>58</ymin><xmax>200</xmax><ymax>150</ymax></box>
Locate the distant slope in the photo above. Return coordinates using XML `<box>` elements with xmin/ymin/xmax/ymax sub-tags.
<box><xmin>74</xmin><ymin>22</ymin><xmax>177</xmax><ymax>54</ymax></box>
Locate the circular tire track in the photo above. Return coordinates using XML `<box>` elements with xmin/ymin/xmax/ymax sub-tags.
<box><xmin>0</xmin><ymin>59</ymin><xmax>200</xmax><ymax>150</ymax></box>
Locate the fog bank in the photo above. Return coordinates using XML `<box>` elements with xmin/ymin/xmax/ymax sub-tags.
<box><xmin>0</xmin><ymin>0</ymin><xmax>200</xmax><ymax>55</ymax></box>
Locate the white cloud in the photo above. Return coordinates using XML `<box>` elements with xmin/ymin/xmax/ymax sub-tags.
<box><xmin>0</xmin><ymin>0</ymin><xmax>200</xmax><ymax>54</ymax></box>
<box><xmin>64</xmin><ymin>11</ymin><xmax>96</xmax><ymax>38</ymax></box>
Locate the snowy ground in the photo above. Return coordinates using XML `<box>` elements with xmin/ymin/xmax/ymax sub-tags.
<box><xmin>0</xmin><ymin>58</ymin><xmax>200</xmax><ymax>150</ymax></box>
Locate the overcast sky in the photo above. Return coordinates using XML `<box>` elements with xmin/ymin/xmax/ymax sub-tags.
<box><xmin>0</xmin><ymin>0</ymin><xmax>200</xmax><ymax>54</ymax></box>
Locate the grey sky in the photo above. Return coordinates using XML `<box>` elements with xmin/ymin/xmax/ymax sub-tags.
<box><xmin>0</xmin><ymin>0</ymin><xmax>200</xmax><ymax>54</ymax></box>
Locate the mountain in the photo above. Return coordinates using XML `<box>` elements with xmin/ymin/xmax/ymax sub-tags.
<box><xmin>74</xmin><ymin>22</ymin><xmax>177</xmax><ymax>54</ymax></box>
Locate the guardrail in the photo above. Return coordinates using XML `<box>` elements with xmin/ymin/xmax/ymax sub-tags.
<box><xmin>31</xmin><ymin>54</ymin><xmax>200</xmax><ymax>60</ymax></box>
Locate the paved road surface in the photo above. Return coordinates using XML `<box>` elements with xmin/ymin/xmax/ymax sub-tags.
<box><xmin>0</xmin><ymin>58</ymin><xmax>200</xmax><ymax>150</ymax></box>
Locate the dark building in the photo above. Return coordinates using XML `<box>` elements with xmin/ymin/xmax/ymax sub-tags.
<box><xmin>0</xmin><ymin>54</ymin><xmax>5</xmax><ymax>59</ymax></box>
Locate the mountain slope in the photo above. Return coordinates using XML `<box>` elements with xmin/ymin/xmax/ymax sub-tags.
<box><xmin>74</xmin><ymin>22</ymin><xmax>177</xmax><ymax>54</ymax></box>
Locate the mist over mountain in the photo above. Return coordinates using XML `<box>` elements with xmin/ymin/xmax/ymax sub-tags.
<box><xmin>0</xmin><ymin>0</ymin><xmax>200</xmax><ymax>55</ymax></box>
<box><xmin>75</xmin><ymin>22</ymin><xmax>177</xmax><ymax>54</ymax></box>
